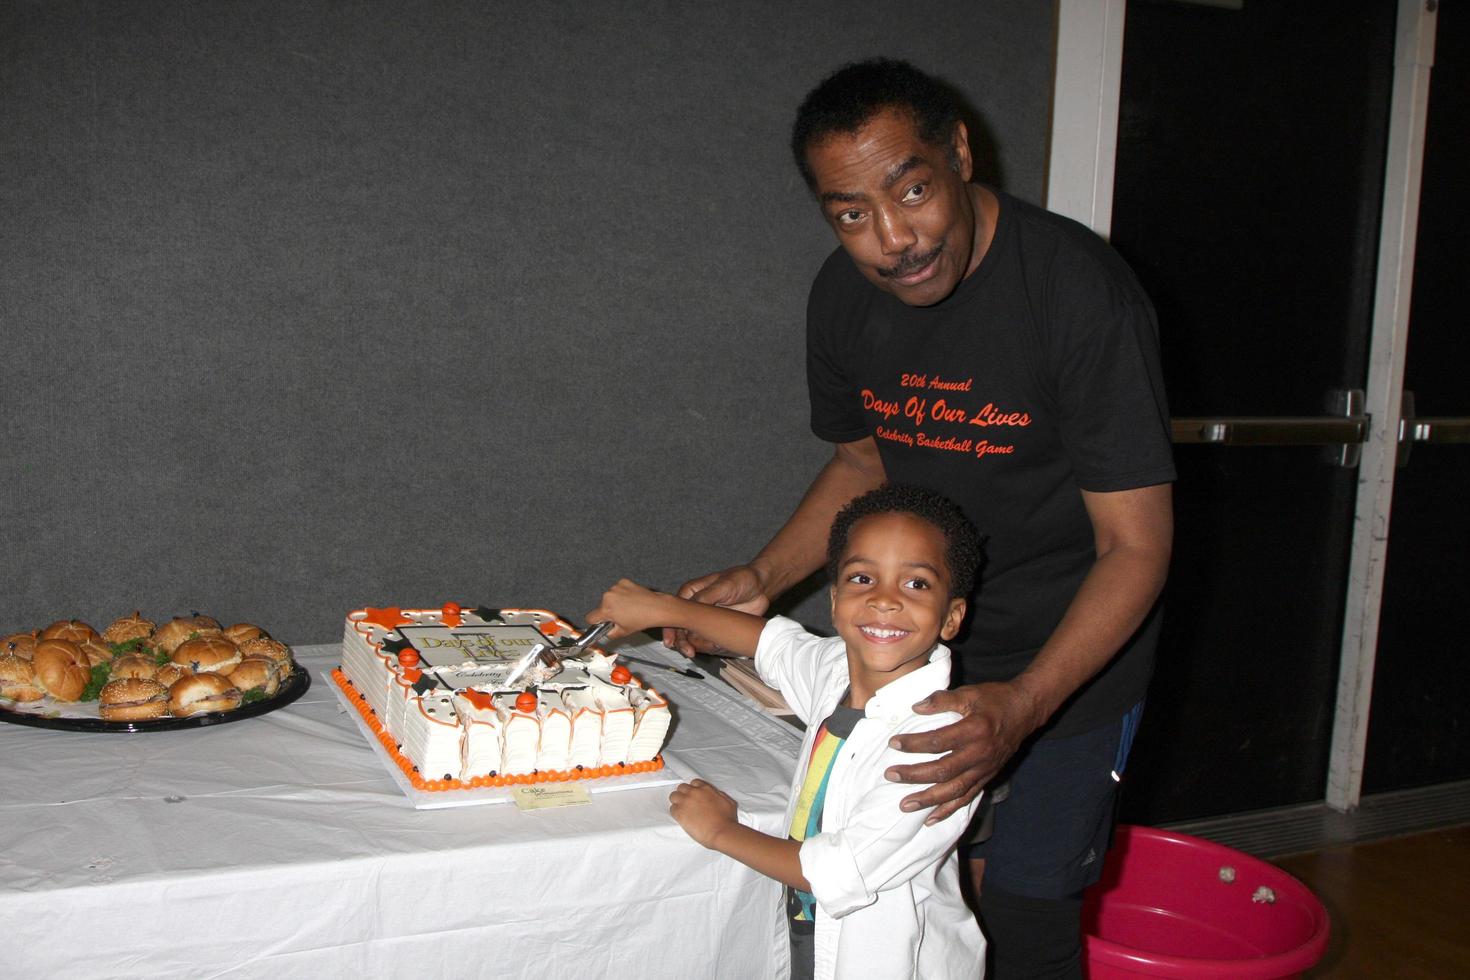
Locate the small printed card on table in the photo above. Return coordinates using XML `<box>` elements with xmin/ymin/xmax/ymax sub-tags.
<box><xmin>511</xmin><ymin>784</ymin><xmax>592</xmax><ymax>811</ymax></box>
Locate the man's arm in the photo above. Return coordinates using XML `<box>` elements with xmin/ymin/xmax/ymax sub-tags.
<box><xmin>664</xmin><ymin>436</ymin><xmax>886</xmax><ymax>655</ymax></box>
<box><xmin>887</xmin><ymin>483</ymin><xmax>1173</xmax><ymax>822</ymax></box>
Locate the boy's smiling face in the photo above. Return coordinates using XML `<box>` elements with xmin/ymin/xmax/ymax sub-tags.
<box><xmin>830</xmin><ymin>512</ymin><xmax>967</xmax><ymax>705</ymax></box>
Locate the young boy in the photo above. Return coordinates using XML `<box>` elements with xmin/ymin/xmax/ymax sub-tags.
<box><xmin>588</xmin><ymin>484</ymin><xmax>986</xmax><ymax>980</ymax></box>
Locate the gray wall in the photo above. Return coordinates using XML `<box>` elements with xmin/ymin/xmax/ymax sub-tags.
<box><xmin>2</xmin><ymin>1</ymin><xmax>1054</xmax><ymax>644</ymax></box>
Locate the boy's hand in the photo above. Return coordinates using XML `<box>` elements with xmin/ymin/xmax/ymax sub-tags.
<box><xmin>586</xmin><ymin>579</ymin><xmax>670</xmax><ymax>640</ymax></box>
<box><xmin>669</xmin><ymin>779</ymin><xmax>739</xmax><ymax>848</ymax></box>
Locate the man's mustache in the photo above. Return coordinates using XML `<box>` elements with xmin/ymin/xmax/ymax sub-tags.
<box><xmin>877</xmin><ymin>243</ymin><xmax>944</xmax><ymax>279</ymax></box>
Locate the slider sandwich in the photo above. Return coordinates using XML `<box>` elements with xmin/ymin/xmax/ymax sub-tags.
<box><xmin>172</xmin><ymin>635</ymin><xmax>242</xmax><ymax>676</ymax></box>
<box><xmin>40</xmin><ymin>619</ymin><xmax>103</xmax><ymax>645</ymax></box>
<box><xmin>168</xmin><ymin>672</ymin><xmax>243</xmax><ymax>716</ymax></box>
<box><xmin>153</xmin><ymin>615</ymin><xmax>223</xmax><ymax>655</ymax></box>
<box><xmin>0</xmin><ymin>653</ymin><xmax>45</xmax><ymax>702</ymax></box>
<box><xmin>155</xmin><ymin>662</ymin><xmax>194</xmax><ymax>687</ymax></box>
<box><xmin>110</xmin><ymin>652</ymin><xmax>160</xmax><ymax>681</ymax></box>
<box><xmin>229</xmin><ymin>655</ymin><xmax>283</xmax><ymax>697</ymax></box>
<box><xmin>31</xmin><ymin>639</ymin><xmax>93</xmax><ymax>702</ymax></box>
<box><xmin>1</xmin><ymin>632</ymin><xmax>37</xmax><ymax>661</ymax></box>
<box><xmin>239</xmin><ymin>636</ymin><xmax>292</xmax><ymax>671</ymax></box>
<box><xmin>99</xmin><ymin>678</ymin><xmax>170</xmax><ymax>721</ymax></box>
<box><xmin>102</xmin><ymin>610</ymin><xmax>156</xmax><ymax>646</ymax></box>
<box><xmin>78</xmin><ymin>636</ymin><xmax>115</xmax><ymax>666</ymax></box>
<box><xmin>41</xmin><ymin>620</ymin><xmax>112</xmax><ymax>664</ymax></box>
<box><xmin>224</xmin><ymin>622</ymin><xmax>267</xmax><ymax>645</ymax></box>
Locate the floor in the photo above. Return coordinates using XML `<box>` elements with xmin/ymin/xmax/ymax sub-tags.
<box><xmin>1271</xmin><ymin>823</ymin><xmax>1470</xmax><ymax>978</ymax></box>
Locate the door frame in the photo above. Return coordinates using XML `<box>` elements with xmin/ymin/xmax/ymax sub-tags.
<box><xmin>1045</xmin><ymin>0</ymin><xmax>1438</xmax><ymax>813</ymax></box>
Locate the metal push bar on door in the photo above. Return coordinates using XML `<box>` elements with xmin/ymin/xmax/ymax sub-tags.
<box><xmin>1171</xmin><ymin>388</ymin><xmax>1470</xmax><ymax>469</ymax></box>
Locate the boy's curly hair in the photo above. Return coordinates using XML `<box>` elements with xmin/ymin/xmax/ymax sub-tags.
<box><xmin>826</xmin><ymin>484</ymin><xmax>983</xmax><ymax>599</ymax></box>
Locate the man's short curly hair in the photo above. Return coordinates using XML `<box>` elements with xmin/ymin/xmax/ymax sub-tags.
<box><xmin>791</xmin><ymin>58</ymin><xmax>963</xmax><ymax>191</ymax></box>
<box><xmin>826</xmin><ymin>484</ymin><xmax>983</xmax><ymax>599</ymax></box>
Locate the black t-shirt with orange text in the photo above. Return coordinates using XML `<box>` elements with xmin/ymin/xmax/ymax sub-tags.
<box><xmin>806</xmin><ymin>189</ymin><xmax>1176</xmax><ymax>737</ymax></box>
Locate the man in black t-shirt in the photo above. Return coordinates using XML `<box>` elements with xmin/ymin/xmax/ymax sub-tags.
<box><xmin>666</xmin><ymin>60</ymin><xmax>1175</xmax><ymax>977</ymax></box>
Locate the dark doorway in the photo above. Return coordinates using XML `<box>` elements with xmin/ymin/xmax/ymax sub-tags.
<box><xmin>1107</xmin><ymin>1</ymin><xmax>1399</xmax><ymax>823</ymax></box>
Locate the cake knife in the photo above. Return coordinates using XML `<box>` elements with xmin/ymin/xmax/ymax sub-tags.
<box><xmin>502</xmin><ymin>640</ymin><xmax>556</xmax><ymax>689</ymax></box>
<box><xmin>616</xmin><ymin>653</ymin><xmax>704</xmax><ymax>680</ymax></box>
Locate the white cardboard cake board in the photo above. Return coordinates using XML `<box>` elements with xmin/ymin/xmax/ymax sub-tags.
<box><xmin>323</xmin><ymin>669</ymin><xmax>693</xmax><ymax>810</ymax></box>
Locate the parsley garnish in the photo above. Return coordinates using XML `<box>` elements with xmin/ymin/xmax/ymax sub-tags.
<box><xmin>80</xmin><ymin>662</ymin><xmax>112</xmax><ymax>702</ymax></box>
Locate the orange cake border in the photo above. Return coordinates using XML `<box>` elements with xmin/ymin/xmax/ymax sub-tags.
<box><xmin>331</xmin><ymin>668</ymin><xmax>664</xmax><ymax>792</ymax></box>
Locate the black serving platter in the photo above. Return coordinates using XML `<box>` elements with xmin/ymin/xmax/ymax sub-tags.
<box><xmin>0</xmin><ymin>667</ymin><xmax>310</xmax><ymax>733</ymax></box>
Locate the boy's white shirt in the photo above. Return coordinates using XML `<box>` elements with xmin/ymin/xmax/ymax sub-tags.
<box><xmin>755</xmin><ymin>615</ymin><xmax>986</xmax><ymax>980</ymax></box>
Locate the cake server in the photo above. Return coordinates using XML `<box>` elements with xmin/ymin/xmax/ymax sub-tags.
<box><xmin>569</xmin><ymin>620</ymin><xmax>705</xmax><ymax>675</ymax></box>
<box><xmin>568</xmin><ymin>620</ymin><xmax>615</xmax><ymax>656</ymax></box>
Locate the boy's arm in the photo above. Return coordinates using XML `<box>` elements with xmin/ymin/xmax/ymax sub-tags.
<box><xmin>587</xmin><ymin>580</ymin><xmax>765</xmax><ymax>658</ymax></box>
<box><xmin>670</xmin><ymin>779</ymin><xmax>810</xmax><ymax>891</ymax></box>
<box><xmin>593</xmin><ymin>581</ymin><xmax>832</xmax><ymax>724</ymax></box>
<box><xmin>711</xmin><ymin>824</ymin><xmax>811</xmax><ymax>892</ymax></box>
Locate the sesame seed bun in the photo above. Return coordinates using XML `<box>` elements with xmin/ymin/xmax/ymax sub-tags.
<box><xmin>98</xmin><ymin>677</ymin><xmax>170</xmax><ymax>721</ymax></box>
<box><xmin>102</xmin><ymin>611</ymin><xmax>156</xmax><ymax>646</ymax></box>
<box><xmin>239</xmin><ymin>636</ymin><xmax>292</xmax><ymax>669</ymax></box>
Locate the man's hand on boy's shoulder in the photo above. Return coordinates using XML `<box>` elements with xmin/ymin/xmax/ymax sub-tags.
<box><xmin>883</xmin><ymin>682</ymin><xmax>1046</xmax><ymax>825</ymax></box>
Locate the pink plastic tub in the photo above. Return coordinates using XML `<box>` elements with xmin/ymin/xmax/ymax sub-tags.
<box><xmin>1082</xmin><ymin>825</ymin><xmax>1330</xmax><ymax>979</ymax></box>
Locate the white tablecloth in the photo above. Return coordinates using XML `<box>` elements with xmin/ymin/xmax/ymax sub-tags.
<box><xmin>0</xmin><ymin>641</ymin><xmax>803</xmax><ymax>979</ymax></box>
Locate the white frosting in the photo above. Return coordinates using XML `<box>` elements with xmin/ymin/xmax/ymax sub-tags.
<box><xmin>537</xmin><ymin>692</ymin><xmax>573</xmax><ymax>773</ymax></box>
<box><xmin>628</xmin><ymin>687</ymin><xmax>671</xmax><ymax>764</ymax></box>
<box><xmin>386</xmin><ymin>671</ymin><xmax>417</xmax><ymax>739</ymax></box>
<box><xmin>454</xmin><ymin>693</ymin><xmax>503</xmax><ymax>779</ymax></box>
<box><xmin>563</xmin><ymin>686</ymin><xmax>606</xmax><ymax>770</ymax></box>
<box><xmin>340</xmin><ymin>619</ymin><xmax>393</xmax><ymax>719</ymax></box>
<box><xmin>399</xmin><ymin>694</ymin><xmax>462</xmax><ymax>782</ymax></box>
<box><xmin>589</xmin><ymin>676</ymin><xmax>636</xmax><ymax>766</ymax></box>
<box><xmin>497</xmin><ymin>694</ymin><xmax>541</xmax><ymax>776</ymax></box>
<box><xmin>585</xmin><ymin>652</ymin><xmax>619</xmax><ymax>681</ymax></box>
